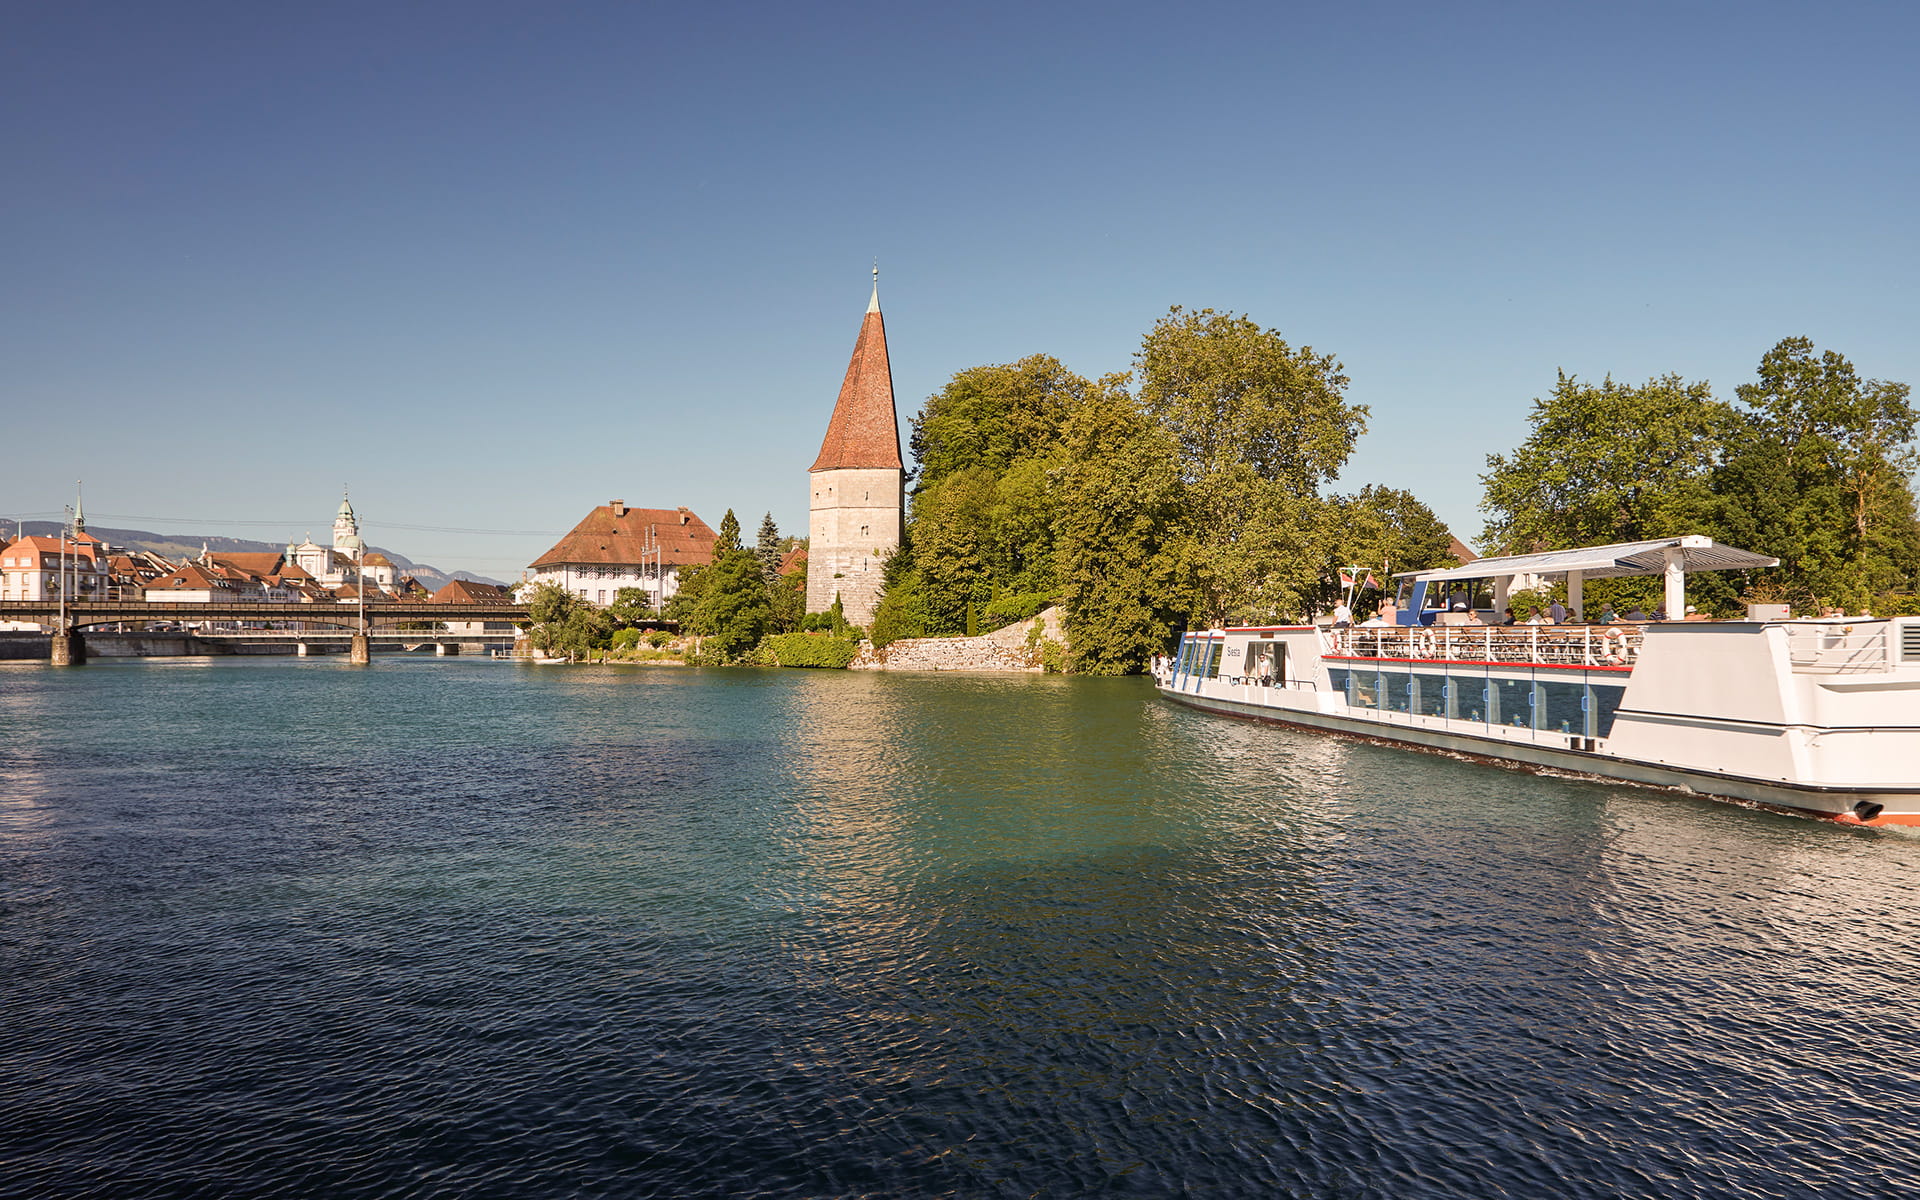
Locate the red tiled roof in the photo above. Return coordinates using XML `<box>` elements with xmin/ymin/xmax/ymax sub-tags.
<box><xmin>210</xmin><ymin>552</ymin><xmax>287</xmax><ymax>577</ymax></box>
<box><xmin>531</xmin><ymin>505</ymin><xmax>717</xmax><ymax>570</ymax></box>
<box><xmin>809</xmin><ymin>297</ymin><xmax>902</xmax><ymax>472</ymax></box>
<box><xmin>430</xmin><ymin>578</ymin><xmax>514</xmax><ymax>604</ymax></box>
<box><xmin>2</xmin><ymin>535</ymin><xmax>103</xmax><ymax>562</ymax></box>
<box><xmin>778</xmin><ymin>545</ymin><xmax>807</xmax><ymax>575</ymax></box>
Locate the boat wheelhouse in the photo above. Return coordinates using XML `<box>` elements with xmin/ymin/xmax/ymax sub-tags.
<box><xmin>1157</xmin><ymin>537</ymin><xmax>1920</xmax><ymax>827</ymax></box>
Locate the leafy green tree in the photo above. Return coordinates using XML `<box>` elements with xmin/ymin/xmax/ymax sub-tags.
<box><xmin>1480</xmin><ymin>372</ymin><xmax>1727</xmax><ymax>556</ymax></box>
<box><xmin>1135</xmin><ymin>307</ymin><xmax>1366</xmax><ymax>626</ymax></box>
<box><xmin>715</xmin><ymin>509</ymin><xmax>742</xmax><ymax>555</ymax></box>
<box><xmin>688</xmin><ymin>549</ymin><xmax>771</xmax><ymax>661</ymax></box>
<box><xmin>1316</xmin><ymin>486</ymin><xmax>1458</xmax><ymax>614</ymax></box>
<box><xmin>1138</xmin><ymin>306</ymin><xmax>1363</xmax><ymax>494</ymax></box>
<box><xmin>524</xmin><ymin>580</ymin><xmax>611</xmax><ymax>659</ymax></box>
<box><xmin>1710</xmin><ymin>338</ymin><xmax>1919</xmax><ymax>607</ymax></box>
<box><xmin>1053</xmin><ymin>377</ymin><xmax>1186</xmax><ymax>673</ymax></box>
<box><xmin>910</xmin><ymin>354</ymin><xmax>1087</xmax><ymax>487</ymax></box>
<box><xmin>605</xmin><ymin>585</ymin><xmax>657</xmax><ymax>626</ymax></box>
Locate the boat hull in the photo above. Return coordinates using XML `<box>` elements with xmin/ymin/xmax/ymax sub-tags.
<box><xmin>1160</xmin><ymin>685</ymin><xmax>1920</xmax><ymax>828</ymax></box>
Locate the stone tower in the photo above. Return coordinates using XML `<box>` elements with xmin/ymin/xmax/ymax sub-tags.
<box><xmin>332</xmin><ymin>488</ymin><xmax>363</xmax><ymax>558</ymax></box>
<box><xmin>807</xmin><ymin>272</ymin><xmax>903</xmax><ymax>624</ymax></box>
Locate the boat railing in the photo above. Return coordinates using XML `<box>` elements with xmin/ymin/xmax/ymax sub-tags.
<box><xmin>1321</xmin><ymin>622</ymin><xmax>1644</xmax><ymax>668</ymax></box>
<box><xmin>1782</xmin><ymin>621</ymin><xmax>1893</xmax><ymax>674</ymax></box>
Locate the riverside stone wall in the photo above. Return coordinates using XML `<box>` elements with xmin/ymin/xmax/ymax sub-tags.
<box><xmin>851</xmin><ymin>606</ymin><xmax>1064</xmax><ymax>672</ymax></box>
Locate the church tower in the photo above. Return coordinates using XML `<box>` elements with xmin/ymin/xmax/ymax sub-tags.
<box><xmin>332</xmin><ymin>488</ymin><xmax>363</xmax><ymax>559</ymax></box>
<box><xmin>807</xmin><ymin>270</ymin><xmax>903</xmax><ymax>624</ymax></box>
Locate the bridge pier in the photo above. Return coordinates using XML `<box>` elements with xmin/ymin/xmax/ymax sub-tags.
<box><xmin>435</xmin><ymin>642</ymin><xmax>458</xmax><ymax>656</ymax></box>
<box><xmin>349</xmin><ymin>634</ymin><xmax>370</xmax><ymax>665</ymax></box>
<box><xmin>297</xmin><ymin>642</ymin><xmax>311</xmax><ymax>657</ymax></box>
<box><xmin>49</xmin><ymin>631</ymin><xmax>87</xmax><ymax>666</ymax></box>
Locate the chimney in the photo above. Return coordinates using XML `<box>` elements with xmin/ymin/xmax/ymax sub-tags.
<box><xmin>611</xmin><ymin>500</ymin><xmax>627</xmax><ymax>517</ymax></box>
<box><xmin>679</xmin><ymin>506</ymin><xmax>690</xmax><ymax>525</ymax></box>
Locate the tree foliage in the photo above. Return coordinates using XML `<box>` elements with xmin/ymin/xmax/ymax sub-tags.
<box><xmin>1476</xmin><ymin>339</ymin><xmax>1918</xmax><ymax>614</ymax></box>
<box><xmin>1711</xmin><ymin>337</ymin><xmax>1919</xmax><ymax>607</ymax></box>
<box><xmin>715</xmin><ymin>509</ymin><xmax>742</xmax><ymax>555</ymax></box>
<box><xmin>1480</xmin><ymin>372</ymin><xmax>1725</xmax><ymax>555</ymax></box>
<box><xmin>687</xmin><ymin>549</ymin><xmax>771</xmax><ymax>662</ymax></box>
<box><xmin>523</xmin><ymin>580</ymin><xmax>610</xmax><ymax>659</ymax></box>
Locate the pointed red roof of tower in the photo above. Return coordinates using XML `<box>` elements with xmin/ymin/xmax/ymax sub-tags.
<box><xmin>810</xmin><ymin>280</ymin><xmax>902</xmax><ymax>472</ymax></box>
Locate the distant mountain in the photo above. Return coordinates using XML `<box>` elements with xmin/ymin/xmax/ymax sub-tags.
<box><xmin>7</xmin><ymin>522</ymin><xmax>507</xmax><ymax>589</ymax></box>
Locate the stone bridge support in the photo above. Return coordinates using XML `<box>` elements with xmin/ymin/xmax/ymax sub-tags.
<box><xmin>49</xmin><ymin>631</ymin><xmax>86</xmax><ymax>666</ymax></box>
<box><xmin>349</xmin><ymin>634</ymin><xmax>370</xmax><ymax>665</ymax></box>
<box><xmin>435</xmin><ymin>642</ymin><xmax>459</xmax><ymax>656</ymax></box>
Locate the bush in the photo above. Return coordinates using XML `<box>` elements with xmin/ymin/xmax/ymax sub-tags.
<box><xmin>982</xmin><ymin>590</ymin><xmax>1052</xmax><ymax>628</ymax></box>
<box><xmin>610</xmin><ymin>628</ymin><xmax>643</xmax><ymax>651</ymax></box>
<box><xmin>764</xmin><ymin>633</ymin><xmax>860</xmax><ymax>668</ymax></box>
<box><xmin>645</xmin><ymin>629</ymin><xmax>673</xmax><ymax>648</ymax></box>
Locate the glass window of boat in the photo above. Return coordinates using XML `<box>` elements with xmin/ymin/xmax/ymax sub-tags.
<box><xmin>1493</xmin><ymin>677</ymin><xmax>1535</xmax><ymax>729</ymax></box>
<box><xmin>1451</xmin><ymin>673</ymin><xmax>1488</xmax><ymax>722</ymax></box>
<box><xmin>1352</xmin><ymin>667</ymin><xmax>1381</xmax><ymax>708</ymax></box>
<box><xmin>1539</xmin><ymin>679</ymin><xmax>1585</xmax><ymax>735</ymax></box>
<box><xmin>1383</xmin><ymin>666</ymin><xmax>1414</xmax><ymax>713</ymax></box>
<box><xmin>1327</xmin><ymin>666</ymin><xmax>1350</xmax><ymax>700</ymax></box>
<box><xmin>1590</xmin><ymin>684</ymin><xmax>1626</xmax><ymax>737</ymax></box>
<box><xmin>1203</xmin><ymin>641</ymin><xmax>1224</xmax><ymax>679</ymax></box>
<box><xmin>1413</xmin><ymin>673</ymin><xmax>1447</xmax><ymax>717</ymax></box>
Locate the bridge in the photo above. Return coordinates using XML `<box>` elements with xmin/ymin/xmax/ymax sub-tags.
<box><xmin>0</xmin><ymin>599</ymin><xmax>533</xmax><ymax>665</ymax></box>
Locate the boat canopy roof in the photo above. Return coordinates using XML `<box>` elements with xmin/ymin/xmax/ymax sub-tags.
<box><xmin>1396</xmin><ymin>536</ymin><xmax>1779</xmax><ymax>583</ymax></box>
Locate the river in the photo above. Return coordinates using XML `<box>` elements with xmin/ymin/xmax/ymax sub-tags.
<box><xmin>3</xmin><ymin>657</ymin><xmax>1917</xmax><ymax>1198</ymax></box>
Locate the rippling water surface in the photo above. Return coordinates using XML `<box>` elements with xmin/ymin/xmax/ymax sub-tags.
<box><xmin>3</xmin><ymin>657</ymin><xmax>1918</xmax><ymax>1198</ymax></box>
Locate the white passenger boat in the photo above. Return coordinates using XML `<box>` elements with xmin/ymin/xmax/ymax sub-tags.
<box><xmin>1155</xmin><ymin>536</ymin><xmax>1920</xmax><ymax>827</ymax></box>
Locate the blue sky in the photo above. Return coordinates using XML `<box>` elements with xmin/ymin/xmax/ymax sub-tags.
<box><xmin>5</xmin><ymin>1</ymin><xmax>1915</xmax><ymax>579</ymax></box>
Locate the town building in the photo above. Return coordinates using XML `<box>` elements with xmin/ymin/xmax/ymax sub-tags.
<box><xmin>807</xmin><ymin>271</ymin><xmax>904</xmax><ymax>624</ymax></box>
<box><xmin>287</xmin><ymin>491</ymin><xmax>396</xmax><ymax>593</ymax></box>
<box><xmin>526</xmin><ymin>502</ymin><xmax>717</xmax><ymax>608</ymax></box>
<box><xmin>430</xmin><ymin>578</ymin><xmax>519</xmax><ymax>634</ymax></box>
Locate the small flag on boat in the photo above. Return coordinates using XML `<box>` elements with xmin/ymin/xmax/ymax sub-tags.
<box><xmin>1365</xmin><ymin>574</ymin><xmax>1382</xmax><ymax>589</ymax></box>
<box><xmin>1339</xmin><ymin>571</ymin><xmax>1355</xmax><ymax>588</ymax></box>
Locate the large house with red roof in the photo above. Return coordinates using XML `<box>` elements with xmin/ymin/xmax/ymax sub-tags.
<box><xmin>525</xmin><ymin>502</ymin><xmax>717</xmax><ymax>608</ymax></box>
<box><xmin>807</xmin><ymin>271</ymin><xmax>904</xmax><ymax>624</ymax></box>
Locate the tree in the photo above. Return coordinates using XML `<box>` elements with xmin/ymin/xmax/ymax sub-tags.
<box><xmin>1316</xmin><ymin>486</ymin><xmax>1457</xmax><ymax>615</ymax></box>
<box><xmin>1135</xmin><ymin>307</ymin><xmax>1367</xmax><ymax>626</ymax></box>
<box><xmin>1137</xmin><ymin>306</ymin><xmax>1363</xmax><ymax>494</ymax></box>
<box><xmin>605</xmin><ymin>585</ymin><xmax>656</xmax><ymax>626</ymax></box>
<box><xmin>1053</xmin><ymin>377</ymin><xmax>1186</xmax><ymax>674</ymax></box>
<box><xmin>715</xmin><ymin>509</ymin><xmax>742</xmax><ymax>555</ymax></box>
<box><xmin>524</xmin><ymin>580</ymin><xmax>611</xmax><ymax>659</ymax></box>
<box><xmin>910</xmin><ymin>354</ymin><xmax>1088</xmax><ymax>488</ymax></box>
<box><xmin>1480</xmin><ymin>371</ymin><xmax>1726</xmax><ymax>556</ymax></box>
<box><xmin>755</xmin><ymin>513</ymin><xmax>782</xmax><ymax>587</ymax></box>
<box><xmin>688</xmin><ymin>550</ymin><xmax>772</xmax><ymax>661</ymax></box>
<box><xmin>1710</xmin><ymin>338</ymin><xmax>1919</xmax><ymax>607</ymax></box>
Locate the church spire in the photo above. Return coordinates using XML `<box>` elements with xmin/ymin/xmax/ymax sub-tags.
<box><xmin>810</xmin><ymin>274</ymin><xmax>901</xmax><ymax>472</ymax></box>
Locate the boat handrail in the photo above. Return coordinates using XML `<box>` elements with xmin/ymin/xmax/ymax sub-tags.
<box><xmin>1782</xmin><ymin>621</ymin><xmax>1894</xmax><ymax>674</ymax></box>
<box><xmin>1321</xmin><ymin>622</ymin><xmax>1644</xmax><ymax>668</ymax></box>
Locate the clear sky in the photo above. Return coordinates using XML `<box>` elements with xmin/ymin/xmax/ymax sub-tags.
<box><xmin>6</xmin><ymin>1</ymin><xmax>1915</xmax><ymax>579</ymax></box>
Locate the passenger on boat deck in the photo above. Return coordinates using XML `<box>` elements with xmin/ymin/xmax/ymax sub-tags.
<box><xmin>1525</xmin><ymin>607</ymin><xmax>1547</xmax><ymax>625</ymax></box>
<box><xmin>1859</xmin><ymin>608</ymin><xmax>1875</xmax><ymax>618</ymax></box>
<box><xmin>1598</xmin><ymin>604</ymin><xmax>1620</xmax><ymax>623</ymax></box>
<box><xmin>1498</xmin><ymin>607</ymin><xmax>1516</xmax><ymax>625</ymax></box>
<box><xmin>1377</xmin><ymin>600</ymin><xmax>1399</xmax><ymax>624</ymax></box>
<box><xmin>1332</xmin><ymin>599</ymin><xmax>1352</xmax><ymax>628</ymax></box>
<box><xmin>1359</xmin><ymin>613</ymin><xmax>1386</xmax><ymax>627</ymax></box>
<box><xmin>1549</xmin><ymin>600</ymin><xmax>1567</xmax><ymax>623</ymax></box>
<box><xmin>1625</xmin><ymin>607</ymin><xmax>1648</xmax><ymax>622</ymax></box>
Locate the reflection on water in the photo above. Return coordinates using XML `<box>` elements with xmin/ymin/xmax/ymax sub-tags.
<box><xmin>1</xmin><ymin>658</ymin><xmax>1917</xmax><ymax>1198</ymax></box>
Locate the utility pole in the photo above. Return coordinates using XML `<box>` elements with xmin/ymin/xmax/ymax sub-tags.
<box><xmin>643</xmin><ymin>525</ymin><xmax>662</xmax><ymax>614</ymax></box>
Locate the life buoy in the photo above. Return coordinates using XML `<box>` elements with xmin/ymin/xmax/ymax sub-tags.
<box><xmin>1599</xmin><ymin>627</ymin><xmax>1626</xmax><ymax>666</ymax></box>
<box><xmin>1413</xmin><ymin>629</ymin><xmax>1436</xmax><ymax>659</ymax></box>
